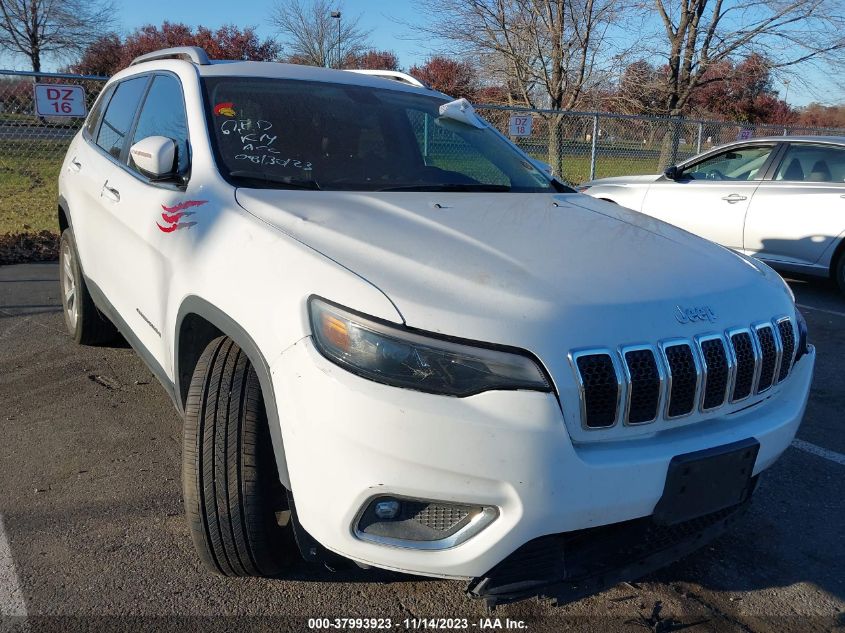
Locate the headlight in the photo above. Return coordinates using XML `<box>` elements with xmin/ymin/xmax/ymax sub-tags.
<box><xmin>309</xmin><ymin>297</ymin><xmax>551</xmax><ymax>397</ymax></box>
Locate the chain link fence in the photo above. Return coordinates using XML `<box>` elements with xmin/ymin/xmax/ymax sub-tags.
<box><xmin>476</xmin><ymin>105</ymin><xmax>845</xmax><ymax>185</ymax></box>
<box><xmin>1</xmin><ymin>69</ymin><xmax>844</xmax><ymax>241</ymax></box>
<box><xmin>0</xmin><ymin>70</ymin><xmax>107</xmax><ymax>238</ymax></box>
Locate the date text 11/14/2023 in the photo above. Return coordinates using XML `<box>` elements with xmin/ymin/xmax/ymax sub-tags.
<box><xmin>307</xmin><ymin>618</ymin><xmax>529</xmax><ymax>630</ymax></box>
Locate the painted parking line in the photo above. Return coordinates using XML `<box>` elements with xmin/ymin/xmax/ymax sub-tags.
<box><xmin>0</xmin><ymin>514</ymin><xmax>26</xmax><ymax>616</ymax></box>
<box><xmin>791</xmin><ymin>438</ymin><xmax>845</xmax><ymax>467</ymax></box>
<box><xmin>797</xmin><ymin>303</ymin><xmax>845</xmax><ymax>319</ymax></box>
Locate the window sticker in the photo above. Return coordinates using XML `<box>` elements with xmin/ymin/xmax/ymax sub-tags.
<box><xmin>157</xmin><ymin>200</ymin><xmax>208</xmax><ymax>233</ymax></box>
<box><xmin>213</xmin><ymin>102</ymin><xmax>236</xmax><ymax>117</ymax></box>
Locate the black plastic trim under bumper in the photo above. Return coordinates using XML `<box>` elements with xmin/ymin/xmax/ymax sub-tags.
<box><xmin>466</xmin><ymin>486</ymin><xmax>756</xmax><ymax>608</ymax></box>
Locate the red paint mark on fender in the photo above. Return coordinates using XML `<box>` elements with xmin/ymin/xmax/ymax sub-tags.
<box><xmin>158</xmin><ymin>200</ymin><xmax>208</xmax><ymax>233</ymax></box>
<box><xmin>161</xmin><ymin>211</ymin><xmax>192</xmax><ymax>224</ymax></box>
<box><xmin>161</xmin><ymin>200</ymin><xmax>208</xmax><ymax>214</ymax></box>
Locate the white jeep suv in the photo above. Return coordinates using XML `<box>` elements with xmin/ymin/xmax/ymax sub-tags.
<box><xmin>57</xmin><ymin>47</ymin><xmax>814</xmax><ymax>606</ymax></box>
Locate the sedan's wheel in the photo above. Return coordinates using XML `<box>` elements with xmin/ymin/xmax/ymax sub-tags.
<box><xmin>836</xmin><ymin>252</ymin><xmax>845</xmax><ymax>296</ymax></box>
<box><xmin>59</xmin><ymin>228</ymin><xmax>118</xmax><ymax>345</ymax></box>
<box><xmin>182</xmin><ymin>336</ymin><xmax>293</xmax><ymax>576</ymax></box>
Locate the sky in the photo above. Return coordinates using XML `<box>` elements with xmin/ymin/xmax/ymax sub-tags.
<box><xmin>0</xmin><ymin>0</ymin><xmax>841</xmax><ymax>107</ymax></box>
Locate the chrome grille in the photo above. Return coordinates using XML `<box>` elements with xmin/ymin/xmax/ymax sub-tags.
<box><xmin>572</xmin><ymin>351</ymin><xmax>620</xmax><ymax>428</ymax></box>
<box><xmin>571</xmin><ymin>316</ymin><xmax>796</xmax><ymax>431</ymax></box>
<box><xmin>622</xmin><ymin>346</ymin><xmax>662</xmax><ymax>424</ymax></box>
<box><xmin>728</xmin><ymin>329</ymin><xmax>758</xmax><ymax>402</ymax></box>
<box><xmin>662</xmin><ymin>342</ymin><xmax>699</xmax><ymax>419</ymax></box>
<box><xmin>698</xmin><ymin>335</ymin><xmax>732</xmax><ymax>411</ymax></box>
<box><xmin>776</xmin><ymin>318</ymin><xmax>795</xmax><ymax>383</ymax></box>
<box><xmin>754</xmin><ymin>324</ymin><xmax>779</xmax><ymax>393</ymax></box>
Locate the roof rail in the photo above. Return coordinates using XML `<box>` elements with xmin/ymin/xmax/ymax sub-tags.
<box><xmin>345</xmin><ymin>69</ymin><xmax>429</xmax><ymax>89</ymax></box>
<box><xmin>130</xmin><ymin>46</ymin><xmax>210</xmax><ymax>67</ymax></box>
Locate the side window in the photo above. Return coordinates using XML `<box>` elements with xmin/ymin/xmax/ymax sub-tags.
<box><xmin>683</xmin><ymin>145</ymin><xmax>775</xmax><ymax>181</ymax></box>
<box><xmin>129</xmin><ymin>75</ymin><xmax>190</xmax><ymax>176</ymax></box>
<box><xmin>83</xmin><ymin>84</ymin><xmax>115</xmax><ymax>139</ymax></box>
<box><xmin>95</xmin><ymin>76</ymin><xmax>148</xmax><ymax>160</ymax></box>
<box><xmin>774</xmin><ymin>144</ymin><xmax>845</xmax><ymax>183</ymax></box>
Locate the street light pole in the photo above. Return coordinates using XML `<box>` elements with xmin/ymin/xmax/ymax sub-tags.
<box><xmin>330</xmin><ymin>10</ymin><xmax>341</xmax><ymax>68</ymax></box>
<box><xmin>783</xmin><ymin>79</ymin><xmax>791</xmax><ymax>103</ymax></box>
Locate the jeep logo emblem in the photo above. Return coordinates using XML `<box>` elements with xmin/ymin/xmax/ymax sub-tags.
<box><xmin>675</xmin><ymin>305</ymin><xmax>717</xmax><ymax>324</ymax></box>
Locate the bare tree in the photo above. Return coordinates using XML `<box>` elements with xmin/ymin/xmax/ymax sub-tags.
<box><xmin>413</xmin><ymin>0</ymin><xmax>633</xmax><ymax>175</ymax></box>
<box><xmin>650</xmin><ymin>0</ymin><xmax>845</xmax><ymax>164</ymax></box>
<box><xmin>0</xmin><ymin>0</ymin><xmax>115</xmax><ymax>72</ymax></box>
<box><xmin>272</xmin><ymin>0</ymin><xmax>371</xmax><ymax>68</ymax></box>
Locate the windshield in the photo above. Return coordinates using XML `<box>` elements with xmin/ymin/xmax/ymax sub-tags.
<box><xmin>202</xmin><ymin>77</ymin><xmax>558</xmax><ymax>193</ymax></box>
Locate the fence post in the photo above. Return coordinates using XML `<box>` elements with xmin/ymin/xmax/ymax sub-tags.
<box><xmin>696</xmin><ymin>122</ymin><xmax>703</xmax><ymax>154</ymax></box>
<box><xmin>589</xmin><ymin>115</ymin><xmax>599</xmax><ymax>181</ymax></box>
<box><xmin>783</xmin><ymin>128</ymin><xmax>788</xmax><ymax>136</ymax></box>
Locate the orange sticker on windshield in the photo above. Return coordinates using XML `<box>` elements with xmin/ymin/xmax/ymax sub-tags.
<box><xmin>214</xmin><ymin>102</ymin><xmax>236</xmax><ymax>117</ymax></box>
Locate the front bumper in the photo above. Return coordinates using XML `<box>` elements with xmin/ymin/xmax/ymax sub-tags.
<box><xmin>271</xmin><ymin>338</ymin><xmax>814</xmax><ymax>579</ymax></box>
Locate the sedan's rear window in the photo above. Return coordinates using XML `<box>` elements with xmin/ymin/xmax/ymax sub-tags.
<box><xmin>202</xmin><ymin>77</ymin><xmax>555</xmax><ymax>193</ymax></box>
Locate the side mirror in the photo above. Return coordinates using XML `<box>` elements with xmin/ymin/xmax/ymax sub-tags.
<box><xmin>129</xmin><ymin>136</ymin><xmax>177</xmax><ymax>179</ymax></box>
<box><xmin>663</xmin><ymin>165</ymin><xmax>681</xmax><ymax>180</ymax></box>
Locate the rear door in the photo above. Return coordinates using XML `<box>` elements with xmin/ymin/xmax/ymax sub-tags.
<box><xmin>743</xmin><ymin>142</ymin><xmax>845</xmax><ymax>268</ymax></box>
<box><xmin>639</xmin><ymin>143</ymin><xmax>778</xmax><ymax>249</ymax></box>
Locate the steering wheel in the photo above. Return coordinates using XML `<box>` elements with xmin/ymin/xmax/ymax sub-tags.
<box><xmin>705</xmin><ymin>169</ymin><xmax>725</xmax><ymax>180</ymax></box>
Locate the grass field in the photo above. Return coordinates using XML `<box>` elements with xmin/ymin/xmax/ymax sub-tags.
<box><xmin>0</xmin><ymin>140</ymin><xmax>66</xmax><ymax>235</ymax></box>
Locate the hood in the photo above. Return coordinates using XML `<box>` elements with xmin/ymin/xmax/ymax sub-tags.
<box><xmin>582</xmin><ymin>174</ymin><xmax>661</xmax><ymax>187</ymax></box>
<box><xmin>236</xmin><ymin>189</ymin><xmax>793</xmax><ymax>352</ymax></box>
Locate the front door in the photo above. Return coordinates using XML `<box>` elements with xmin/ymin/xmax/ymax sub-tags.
<box><xmin>95</xmin><ymin>73</ymin><xmax>195</xmax><ymax>369</ymax></box>
<box><xmin>640</xmin><ymin>143</ymin><xmax>778</xmax><ymax>250</ymax></box>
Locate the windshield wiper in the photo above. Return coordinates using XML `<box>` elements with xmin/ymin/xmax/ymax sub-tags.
<box><xmin>229</xmin><ymin>171</ymin><xmax>321</xmax><ymax>190</ymax></box>
<box><xmin>376</xmin><ymin>183</ymin><xmax>511</xmax><ymax>192</ymax></box>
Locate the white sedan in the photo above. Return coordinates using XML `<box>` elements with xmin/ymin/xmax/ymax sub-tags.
<box><xmin>579</xmin><ymin>136</ymin><xmax>845</xmax><ymax>294</ymax></box>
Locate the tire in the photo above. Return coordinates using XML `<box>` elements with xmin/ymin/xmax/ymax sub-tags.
<box><xmin>836</xmin><ymin>251</ymin><xmax>845</xmax><ymax>296</ymax></box>
<box><xmin>59</xmin><ymin>228</ymin><xmax>118</xmax><ymax>345</ymax></box>
<box><xmin>182</xmin><ymin>336</ymin><xmax>292</xmax><ymax>576</ymax></box>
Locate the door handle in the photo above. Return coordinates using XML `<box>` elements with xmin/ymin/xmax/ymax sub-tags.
<box><xmin>67</xmin><ymin>158</ymin><xmax>82</xmax><ymax>173</ymax></box>
<box><xmin>101</xmin><ymin>182</ymin><xmax>120</xmax><ymax>203</ymax></box>
<box><xmin>721</xmin><ymin>194</ymin><xmax>747</xmax><ymax>203</ymax></box>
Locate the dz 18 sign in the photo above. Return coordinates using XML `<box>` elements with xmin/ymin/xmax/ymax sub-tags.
<box><xmin>508</xmin><ymin>115</ymin><xmax>533</xmax><ymax>137</ymax></box>
<box><xmin>33</xmin><ymin>84</ymin><xmax>87</xmax><ymax>117</ymax></box>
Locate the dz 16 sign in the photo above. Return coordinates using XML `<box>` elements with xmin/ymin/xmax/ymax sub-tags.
<box><xmin>509</xmin><ymin>115</ymin><xmax>533</xmax><ymax>137</ymax></box>
<box><xmin>33</xmin><ymin>84</ymin><xmax>87</xmax><ymax>117</ymax></box>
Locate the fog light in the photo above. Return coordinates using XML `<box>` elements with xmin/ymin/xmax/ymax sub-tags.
<box><xmin>374</xmin><ymin>499</ymin><xmax>400</xmax><ymax>519</ymax></box>
<box><xmin>355</xmin><ymin>495</ymin><xmax>498</xmax><ymax>550</ymax></box>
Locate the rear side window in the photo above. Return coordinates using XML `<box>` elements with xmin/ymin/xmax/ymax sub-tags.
<box><xmin>129</xmin><ymin>75</ymin><xmax>190</xmax><ymax>176</ymax></box>
<box><xmin>774</xmin><ymin>144</ymin><xmax>845</xmax><ymax>183</ymax></box>
<box><xmin>95</xmin><ymin>76</ymin><xmax>148</xmax><ymax>159</ymax></box>
<box><xmin>84</xmin><ymin>84</ymin><xmax>115</xmax><ymax>139</ymax></box>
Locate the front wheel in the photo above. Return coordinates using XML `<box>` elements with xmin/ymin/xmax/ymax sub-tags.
<box><xmin>182</xmin><ymin>336</ymin><xmax>293</xmax><ymax>576</ymax></box>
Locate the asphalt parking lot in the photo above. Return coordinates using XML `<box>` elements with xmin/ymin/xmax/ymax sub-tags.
<box><xmin>0</xmin><ymin>262</ymin><xmax>843</xmax><ymax>633</ymax></box>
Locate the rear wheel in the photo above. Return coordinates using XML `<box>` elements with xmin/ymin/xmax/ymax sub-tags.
<box><xmin>182</xmin><ymin>336</ymin><xmax>293</xmax><ymax>576</ymax></box>
<box><xmin>59</xmin><ymin>228</ymin><xmax>118</xmax><ymax>345</ymax></box>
